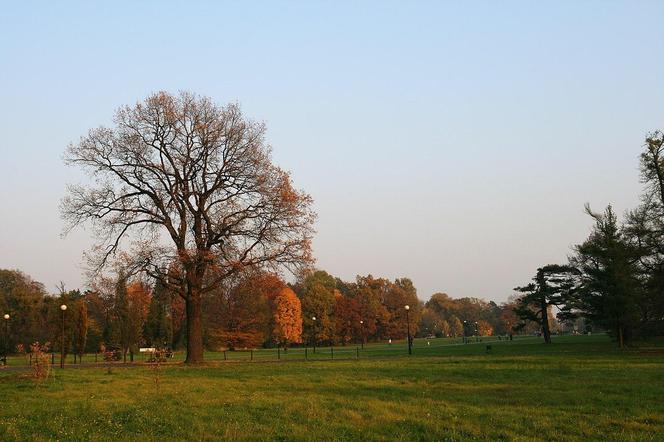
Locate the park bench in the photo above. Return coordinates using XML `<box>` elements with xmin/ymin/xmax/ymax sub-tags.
<box><xmin>140</xmin><ymin>347</ymin><xmax>173</xmax><ymax>363</ymax></box>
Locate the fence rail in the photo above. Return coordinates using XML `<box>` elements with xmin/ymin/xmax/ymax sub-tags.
<box><xmin>0</xmin><ymin>335</ymin><xmax>543</xmax><ymax>369</ymax></box>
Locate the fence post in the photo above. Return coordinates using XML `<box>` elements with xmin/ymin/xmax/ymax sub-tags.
<box><xmin>223</xmin><ymin>350</ymin><xmax>227</xmax><ymax>361</ymax></box>
<box><xmin>278</xmin><ymin>348</ymin><xmax>280</xmax><ymax>360</ymax></box>
<box><xmin>95</xmin><ymin>352</ymin><xmax>98</xmax><ymax>363</ymax></box>
<box><xmin>331</xmin><ymin>347</ymin><xmax>334</xmax><ymax>360</ymax></box>
<box><xmin>305</xmin><ymin>347</ymin><xmax>308</xmax><ymax>360</ymax></box>
<box><xmin>30</xmin><ymin>353</ymin><xmax>33</xmax><ymax>365</ymax></box>
<box><xmin>356</xmin><ymin>346</ymin><xmax>359</xmax><ymax>359</ymax></box>
<box><xmin>51</xmin><ymin>353</ymin><xmax>55</xmax><ymax>365</ymax></box>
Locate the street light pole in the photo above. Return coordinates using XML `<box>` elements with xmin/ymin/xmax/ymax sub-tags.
<box><xmin>405</xmin><ymin>305</ymin><xmax>412</xmax><ymax>355</ymax></box>
<box><xmin>359</xmin><ymin>320</ymin><xmax>364</xmax><ymax>350</ymax></box>
<box><xmin>60</xmin><ymin>304</ymin><xmax>67</xmax><ymax>369</ymax></box>
<box><xmin>311</xmin><ymin>316</ymin><xmax>317</xmax><ymax>354</ymax></box>
<box><xmin>463</xmin><ymin>320</ymin><xmax>467</xmax><ymax>344</ymax></box>
<box><xmin>475</xmin><ymin>321</ymin><xmax>479</xmax><ymax>342</ymax></box>
<box><xmin>3</xmin><ymin>314</ymin><xmax>9</xmax><ymax>366</ymax></box>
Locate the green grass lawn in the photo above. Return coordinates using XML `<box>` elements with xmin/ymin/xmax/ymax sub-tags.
<box><xmin>1</xmin><ymin>335</ymin><xmax>662</xmax><ymax>441</ymax></box>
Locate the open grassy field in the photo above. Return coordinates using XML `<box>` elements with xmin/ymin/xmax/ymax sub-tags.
<box><xmin>1</xmin><ymin>335</ymin><xmax>662</xmax><ymax>441</ymax></box>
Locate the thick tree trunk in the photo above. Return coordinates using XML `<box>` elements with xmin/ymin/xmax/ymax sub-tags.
<box><xmin>541</xmin><ymin>297</ymin><xmax>552</xmax><ymax>344</ymax></box>
<box><xmin>185</xmin><ymin>293</ymin><xmax>204</xmax><ymax>364</ymax></box>
<box><xmin>618</xmin><ymin>324</ymin><xmax>624</xmax><ymax>349</ymax></box>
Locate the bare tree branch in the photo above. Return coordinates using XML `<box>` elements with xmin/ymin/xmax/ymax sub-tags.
<box><xmin>62</xmin><ymin>91</ymin><xmax>316</xmax><ymax>362</ymax></box>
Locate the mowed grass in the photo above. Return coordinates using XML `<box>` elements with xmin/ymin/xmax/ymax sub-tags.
<box><xmin>0</xmin><ymin>335</ymin><xmax>663</xmax><ymax>441</ymax></box>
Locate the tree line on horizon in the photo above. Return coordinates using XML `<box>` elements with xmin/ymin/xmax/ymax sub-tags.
<box><xmin>515</xmin><ymin>131</ymin><xmax>664</xmax><ymax>347</ymax></box>
<box><xmin>0</xmin><ymin>267</ymin><xmax>543</xmax><ymax>358</ymax></box>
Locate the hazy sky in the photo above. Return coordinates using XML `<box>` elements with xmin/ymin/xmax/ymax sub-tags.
<box><xmin>1</xmin><ymin>1</ymin><xmax>663</xmax><ymax>302</ymax></box>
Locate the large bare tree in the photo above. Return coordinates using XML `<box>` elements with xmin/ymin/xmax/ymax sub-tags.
<box><xmin>62</xmin><ymin>91</ymin><xmax>315</xmax><ymax>363</ymax></box>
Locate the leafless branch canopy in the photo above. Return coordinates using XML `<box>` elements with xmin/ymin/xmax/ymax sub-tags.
<box><xmin>62</xmin><ymin>91</ymin><xmax>315</xmax><ymax>297</ymax></box>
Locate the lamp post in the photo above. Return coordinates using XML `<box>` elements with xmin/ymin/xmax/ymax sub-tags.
<box><xmin>60</xmin><ymin>304</ymin><xmax>67</xmax><ymax>369</ymax></box>
<box><xmin>475</xmin><ymin>321</ymin><xmax>479</xmax><ymax>342</ymax></box>
<box><xmin>405</xmin><ymin>305</ymin><xmax>412</xmax><ymax>355</ymax></box>
<box><xmin>463</xmin><ymin>320</ymin><xmax>467</xmax><ymax>344</ymax></box>
<box><xmin>359</xmin><ymin>320</ymin><xmax>364</xmax><ymax>350</ymax></box>
<box><xmin>3</xmin><ymin>314</ymin><xmax>9</xmax><ymax>366</ymax></box>
<box><xmin>311</xmin><ymin>316</ymin><xmax>317</xmax><ymax>354</ymax></box>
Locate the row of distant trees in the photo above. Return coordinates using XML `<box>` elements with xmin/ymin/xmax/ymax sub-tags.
<box><xmin>422</xmin><ymin>293</ymin><xmax>523</xmax><ymax>339</ymax></box>
<box><xmin>0</xmin><ymin>269</ymin><xmax>301</xmax><ymax>356</ymax></box>
<box><xmin>0</xmin><ymin>271</ymin><xmax>91</xmax><ymax>359</ymax></box>
<box><xmin>515</xmin><ymin>131</ymin><xmax>664</xmax><ymax>347</ymax></box>
<box><xmin>1</xmin><ymin>266</ymin><xmax>536</xmax><ymax>355</ymax></box>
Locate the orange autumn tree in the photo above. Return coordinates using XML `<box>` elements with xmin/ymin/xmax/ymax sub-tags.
<box><xmin>272</xmin><ymin>287</ymin><xmax>303</xmax><ymax>348</ymax></box>
<box><xmin>477</xmin><ymin>319</ymin><xmax>494</xmax><ymax>336</ymax></box>
<box><xmin>334</xmin><ymin>291</ymin><xmax>361</xmax><ymax>345</ymax></box>
<box><xmin>206</xmin><ymin>272</ymin><xmax>278</xmax><ymax>350</ymax></box>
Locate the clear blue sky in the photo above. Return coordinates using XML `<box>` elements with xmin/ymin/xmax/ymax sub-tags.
<box><xmin>1</xmin><ymin>1</ymin><xmax>663</xmax><ymax>302</ymax></box>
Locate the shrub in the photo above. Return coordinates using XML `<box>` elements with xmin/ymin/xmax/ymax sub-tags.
<box><xmin>29</xmin><ymin>342</ymin><xmax>51</xmax><ymax>385</ymax></box>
